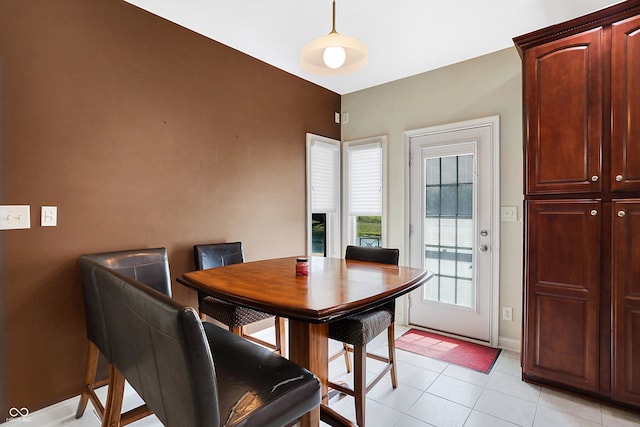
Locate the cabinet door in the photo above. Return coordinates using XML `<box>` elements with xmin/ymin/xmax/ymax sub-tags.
<box><xmin>524</xmin><ymin>29</ymin><xmax>602</xmax><ymax>195</ymax></box>
<box><xmin>612</xmin><ymin>200</ymin><xmax>640</xmax><ymax>405</ymax></box>
<box><xmin>523</xmin><ymin>200</ymin><xmax>601</xmax><ymax>391</ymax></box>
<box><xmin>611</xmin><ymin>16</ymin><xmax>640</xmax><ymax>192</ymax></box>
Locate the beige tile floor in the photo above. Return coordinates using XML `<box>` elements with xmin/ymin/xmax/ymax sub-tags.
<box><xmin>8</xmin><ymin>325</ymin><xmax>640</xmax><ymax>427</ymax></box>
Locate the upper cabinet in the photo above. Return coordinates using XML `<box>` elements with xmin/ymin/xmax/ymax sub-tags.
<box><xmin>611</xmin><ymin>15</ymin><xmax>640</xmax><ymax>192</ymax></box>
<box><xmin>516</xmin><ymin>1</ymin><xmax>640</xmax><ymax>198</ymax></box>
<box><xmin>523</xmin><ymin>28</ymin><xmax>603</xmax><ymax>195</ymax></box>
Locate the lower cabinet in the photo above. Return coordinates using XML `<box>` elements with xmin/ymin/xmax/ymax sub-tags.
<box><xmin>523</xmin><ymin>199</ymin><xmax>602</xmax><ymax>392</ymax></box>
<box><xmin>524</xmin><ymin>199</ymin><xmax>640</xmax><ymax>407</ymax></box>
<box><xmin>612</xmin><ymin>200</ymin><xmax>640</xmax><ymax>406</ymax></box>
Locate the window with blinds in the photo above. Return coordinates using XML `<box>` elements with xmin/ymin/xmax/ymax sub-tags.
<box><xmin>343</xmin><ymin>137</ymin><xmax>387</xmax><ymax>248</ymax></box>
<box><xmin>310</xmin><ymin>141</ymin><xmax>339</xmax><ymax>213</ymax></box>
<box><xmin>306</xmin><ymin>134</ymin><xmax>387</xmax><ymax>256</ymax></box>
<box><xmin>307</xmin><ymin>134</ymin><xmax>341</xmax><ymax>258</ymax></box>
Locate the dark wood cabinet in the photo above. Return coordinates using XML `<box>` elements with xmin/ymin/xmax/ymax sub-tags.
<box><xmin>524</xmin><ymin>29</ymin><xmax>602</xmax><ymax>195</ymax></box>
<box><xmin>612</xmin><ymin>200</ymin><xmax>640</xmax><ymax>405</ymax></box>
<box><xmin>611</xmin><ymin>15</ymin><xmax>640</xmax><ymax>193</ymax></box>
<box><xmin>524</xmin><ymin>200</ymin><xmax>601</xmax><ymax>391</ymax></box>
<box><xmin>515</xmin><ymin>0</ymin><xmax>640</xmax><ymax>409</ymax></box>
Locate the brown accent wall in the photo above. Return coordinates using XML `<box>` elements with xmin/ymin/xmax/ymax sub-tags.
<box><xmin>0</xmin><ymin>0</ymin><xmax>340</xmax><ymax>415</ymax></box>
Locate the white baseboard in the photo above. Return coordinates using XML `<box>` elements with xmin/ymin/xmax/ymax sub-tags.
<box><xmin>498</xmin><ymin>336</ymin><xmax>521</xmax><ymax>353</ymax></box>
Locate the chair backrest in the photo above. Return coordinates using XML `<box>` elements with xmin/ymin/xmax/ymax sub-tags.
<box><xmin>78</xmin><ymin>248</ymin><xmax>172</xmax><ymax>357</ymax></box>
<box><xmin>194</xmin><ymin>242</ymin><xmax>244</xmax><ymax>270</ymax></box>
<box><xmin>81</xmin><ymin>247</ymin><xmax>172</xmax><ymax>296</ymax></box>
<box><xmin>345</xmin><ymin>245</ymin><xmax>400</xmax><ymax>316</ymax></box>
<box><xmin>94</xmin><ymin>265</ymin><xmax>221</xmax><ymax>427</ymax></box>
<box><xmin>345</xmin><ymin>245</ymin><xmax>399</xmax><ymax>266</ymax></box>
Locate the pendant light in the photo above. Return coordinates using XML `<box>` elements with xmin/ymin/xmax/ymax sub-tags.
<box><xmin>300</xmin><ymin>0</ymin><xmax>368</xmax><ymax>76</ymax></box>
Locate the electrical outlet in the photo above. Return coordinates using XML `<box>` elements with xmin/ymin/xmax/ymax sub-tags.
<box><xmin>501</xmin><ymin>206</ymin><xmax>517</xmax><ymax>222</ymax></box>
<box><xmin>502</xmin><ymin>306</ymin><xmax>513</xmax><ymax>321</ymax></box>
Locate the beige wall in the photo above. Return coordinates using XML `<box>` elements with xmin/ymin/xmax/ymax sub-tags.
<box><xmin>341</xmin><ymin>47</ymin><xmax>523</xmax><ymax>347</ymax></box>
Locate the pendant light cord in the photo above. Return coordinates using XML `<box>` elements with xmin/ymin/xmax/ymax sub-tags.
<box><xmin>330</xmin><ymin>0</ymin><xmax>338</xmax><ymax>34</ymax></box>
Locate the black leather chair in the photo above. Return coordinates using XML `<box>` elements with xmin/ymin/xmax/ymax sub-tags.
<box><xmin>328</xmin><ymin>245</ymin><xmax>400</xmax><ymax>427</ymax></box>
<box><xmin>194</xmin><ymin>242</ymin><xmax>286</xmax><ymax>355</ymax></box>
<box><xmin>89</xmin><ymin>261</ymin><xmax>321</xmax><ymax>427</ymax></box>
<box><xmin>76</xmin><ymin>248</ymin><xmax>171</xmax><ymax>424</ymax></box>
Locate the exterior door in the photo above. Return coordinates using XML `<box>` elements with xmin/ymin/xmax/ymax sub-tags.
<box><xmin>408</xmin><ymin>117</ymin><xmax>499</xmax><ymax>344</ymax></box>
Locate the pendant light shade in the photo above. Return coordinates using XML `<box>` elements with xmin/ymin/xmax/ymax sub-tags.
<box><xmin>300</xmin><ymin>1</ymin><xmax>368</xmax><ymax>76</ymax></box>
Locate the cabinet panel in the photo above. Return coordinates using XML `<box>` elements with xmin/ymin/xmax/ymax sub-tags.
<box><xmin>612</xmin><ymin>15</ymin><xmax>640</xmax><ymax>192</ymax></box>
<box><xmin>524</xmin><ymin>200</ymin><xmax>600</xmax><ymax>390</ymax></box>
<box><xmin>612</xmin><ymin>201</ymin><xmax>640</xmax><ymax>405</ymax></box>
<box><xmin>524</xmin><ymin>29</ymin><xmax>602</xmax><ymax>195</ymax></box>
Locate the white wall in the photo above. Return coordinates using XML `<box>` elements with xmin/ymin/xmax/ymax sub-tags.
<box><xmin>341</xmin><ymin>47</ymin><xmax>523</xmax><ymax>348</ymax></box>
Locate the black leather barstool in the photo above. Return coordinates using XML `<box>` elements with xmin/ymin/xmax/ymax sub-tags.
<box><xmin>194</xmin><ymin>242</ymin><xmax>286</xmax><ymax>355</ymax></box>
<box><xmin>328</xmin><ymin>245</ymin><xmax>400</xmax><ymax>427</ymax></box>
<box><xmin>91</xmin><ymin>262</ymin><xmax>321</xmax><ymax>427</ymax></box>
<box><xmin>76</xmin><ymin>248</ymin><xmax>172</xmax><ymax>425</ymax></box>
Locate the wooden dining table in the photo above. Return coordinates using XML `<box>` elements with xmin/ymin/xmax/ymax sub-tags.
<box><xmin>177</xmin><ymin>255</ymin><xmax>432</xmax><ymax>427</ymax></box>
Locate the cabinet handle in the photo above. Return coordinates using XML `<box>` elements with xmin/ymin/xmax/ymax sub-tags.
<box><xmin>591</xmin><ymin>210</ymin><xmax>598</xmax><ymax>216</ymax></box>
<box><xmin>616</xmin><ymin>175</ymin><xmax>623</xmax><ymax>182</ymax></box>
<box><xmin>618</xmin><ymin>211</ymin><xmax>626</xmax><ymax>218</ymax></box>
<box><xmin>591</xmin><ymin>175</ymin><xmax>599</xmax><ymax>182</ymax></box>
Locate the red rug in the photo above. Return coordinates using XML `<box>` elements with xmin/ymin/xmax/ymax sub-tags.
<box><xmin>395</xmin><ymin>329</ymin><xmax>501</xmax><ymax>374</ymax></box>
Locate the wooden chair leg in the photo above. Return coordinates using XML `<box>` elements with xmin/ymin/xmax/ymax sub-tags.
<box><xmin>231</xmin><ymin>326</ymin><xmax>242</xmax><ymax>335</ymax></box>
<box><xmin>102</xmin><ymin>365</ymin><xmax>125</xmax><ymax>427</ymax></box>
<box><xmin>343</xmin><ymin>343</ymin><xmax>352</xmax><ymax>373</ymax></box>
<box><xmin>275</xmin><ymin>316</ymin><xmax>286</xmax><ymax>357</ymax></box>
<box><xmin>353</xmin><ymin>345</ymin><xmax>367</xmax><ymax>427</ymax></box>
<box><xmin>76</xmin><ymin>341</ymin><xmax>100</xmax><ymax>418</ymax></box>
<box><xmin>387</xmin><ymin>324</ymin><xmax>398</xmax><ymax>388</ymax></box>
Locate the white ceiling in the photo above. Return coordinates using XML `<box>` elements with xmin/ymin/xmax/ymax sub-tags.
<box><xmin>123</xmin><ymin>0</ymin><xmax>622</xmax><ymax>95</ymax></box>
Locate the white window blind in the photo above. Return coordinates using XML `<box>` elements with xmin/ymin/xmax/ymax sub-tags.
<box><xmin>347</xmin><ymin>142</ymin><xmax>382</xmax><ymax>216</ymax></box>
<box><xmin>311</xmin><ymin>140</ymin><xmax>339</xmax><ymax>213</ymax></box>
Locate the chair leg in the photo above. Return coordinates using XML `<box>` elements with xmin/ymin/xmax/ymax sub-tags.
<box><xmin>102</xmin><ymin>365</ymin><xmax>125</xmax><ymax>427</ymax></box>
<box><xmin>353</xmin><ymin>344</ymin><xmax>367</xmax><ymax>427</ymax></box>
<box><xmin>343</xmin><ymin>343</ymin><xmax>352</xmax><ymax>373</ymax></box>
<box><xmin>76</xmin><ymin>341</ymin><xmax>100</xmax><ymax>418</ymax></box>
<box><xmin>387</xmin><ymin>324</ymin><xmax>398</xmax><ymax>388</ymax></box>
<box><xmin>274</xmin><ymin>316</ymin><xmax>286</xmax><ymax>357</ymax></box>
<box><xmin>231</xmin><ymin>326</ymin><xmax>242</xmax><ymax>336</ymax></box>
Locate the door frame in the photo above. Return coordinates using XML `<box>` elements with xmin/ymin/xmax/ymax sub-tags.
<box><xmin>401</xmin><ymin>116</ymin><xmax>500</xmax><ymax>347</ymax></box>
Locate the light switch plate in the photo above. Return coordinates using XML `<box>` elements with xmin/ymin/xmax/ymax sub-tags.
<box><xmin>0</xmin><ymin>205</ymin><xmax>31</xmax><ymax>230</ymax></box>
<box><xmin>41</xmin><ymin>206</ymin><xmax>57</xmax><ymax>227</ymax></box>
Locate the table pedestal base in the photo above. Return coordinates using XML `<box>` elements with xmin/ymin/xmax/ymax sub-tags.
<box><xmin>288</xmin><ymin>320</ymin><xmax>328</xmax><ymax>427</ymax></box>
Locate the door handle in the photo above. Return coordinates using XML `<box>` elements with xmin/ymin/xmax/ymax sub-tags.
<box><xmin>479</xmin><ymin>244</ymin><xmax>488</xmax><ymax>252</ymax></box>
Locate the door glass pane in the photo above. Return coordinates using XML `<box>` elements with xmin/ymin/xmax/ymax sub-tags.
<box><xmin>422</xmin><ymin>154</ymin><xmax>474</xmax><ymax>308</ymax></box>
